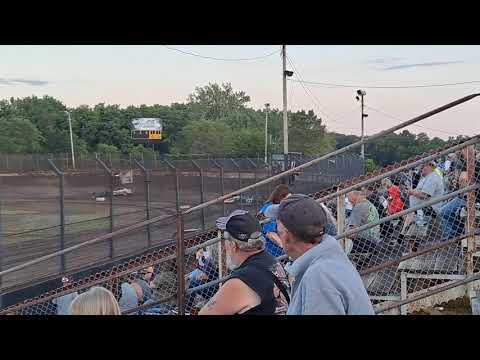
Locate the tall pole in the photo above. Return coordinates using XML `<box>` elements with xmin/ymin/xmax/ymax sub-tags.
<box><xmin>361</xmin><ymin>94</ymin><xmax>365</xmax><ymax>161</ymax></box>
<box><xmin>65</xmin><ymin>111</ymin><xmax>76</xmax><ymax>169</ymax></box>
<box><xmin>264</xmin><ymin>103</ymin><xmax>270</xmax><ymax>164</ymax></box>
<box><xmin>282</xmin><ymin>45</ymin><xmax>288</xmax><ymax>171</ymax></box>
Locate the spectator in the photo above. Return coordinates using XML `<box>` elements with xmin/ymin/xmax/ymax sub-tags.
<box><xmin>52</xmin><ymin>277</ymin><xmax>78</xmax><ymax>315</ymax></box>
<box><xmin>140</xmin><ymin>270</ymin><xmax>178</xmax><ymax>315</ymax></box>
<box><xmin>258</xmin><ymin>184</ymin><xmax>291</xmax><ymax>257</ymax></box>
<box><xmin>70</xmin><ymin>286</ymin><xmax>121</xmax><ymax>315</ymax></box>
<box><xmin>401</xmin><ymin>161</ymin><xmax>445</xmax><ymax>250</ymax></box>
<box><xmin>346</xmin><ymin>190</ymin><xmax>381</xmax><ymax>254</ymax></box>
<box><xmin>199</xmin><ymin>210</ymin><xmax>284</xmax><ymax>315</ymax></box>
<box><xmin>185</xmin><ymin>245</ymin><xmax>219</xmax><ymax>313</ymax></box>
<box><xmin>264</xmin><ymin>199</ymin><xmax>337</xmax><ymax>245</ymax></box>
<box><xmin>133</xmin><ymin>271</ymin><xmax>152</xmax><ymax>303</ymax></box>
<box><xmin>407</xmin><ymin>161</ymin><xmax>445</xmax><ymax>220</ymax></box>
<box><xmin>118</xmin><ymin>277</ymin><xmax>139</xmax><ymax>312</ymax></box>
<box><xmin>440</xmin><ymin>147</ymin><xmax>479</xmax><ymax>239</ymax></box>
<box><xmin>382</xmin><ymin>178</ymin><xmax>405</xmax><ymax>215</ymax></box>
<box><xmin>275</xmin><ymin>194</ymin><xmax>374</xmax><ymax>315</ymax></box>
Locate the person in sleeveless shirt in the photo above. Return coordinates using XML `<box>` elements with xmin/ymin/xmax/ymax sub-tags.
<box><xmin>199</xmin><ymin>210</ymin><xmax>279</xmax><ymax>315</ymax></box>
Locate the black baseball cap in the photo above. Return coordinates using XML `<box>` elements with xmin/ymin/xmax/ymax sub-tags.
<box><xmin>277</xmin><ymin>194</ymin><xmax>327</xmax><ymax>242</ymax></box>
<box><xmin>216</xmin><ymin>210</ymin><xmax>262</xmax><ymax>242</ymax></box>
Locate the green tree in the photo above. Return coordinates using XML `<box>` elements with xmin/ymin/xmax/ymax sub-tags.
<box><xmin>0</xmin><ymin>115</ymin><xmax>43</xmax><ymax>153</ymax></box>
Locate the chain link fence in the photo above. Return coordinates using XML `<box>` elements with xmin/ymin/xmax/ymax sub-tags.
<box><xmin>0</xmin><ymin>152</ymin><xmax>360</xmax><ymax>293</ymax></box>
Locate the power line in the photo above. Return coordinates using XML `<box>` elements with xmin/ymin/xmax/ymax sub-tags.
<box><xmin>364</xmin><ymin>104</ymin><xmax>460</xmax><ymax>137</ymax></box>
<box><xmin>162</xmin><ymin>45</ymin><xmax>280</xmax><ymax>62</ymax></box>
<box><xmin>288</xmin><ymin>78</ymin><xmax>480</xmax><ymax>89</ymax></box>
<box><xmin>285</xmin><ymin>54</ymin><xmax>360</xmax><ymax>133</ymax></box>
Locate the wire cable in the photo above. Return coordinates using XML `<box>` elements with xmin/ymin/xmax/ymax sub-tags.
<box><xmin>285</xmin><ymin>54</ymin><xmax>361</xmax><ymax>133</ymax></box>
<box><xmin>364</xmin><ymin>104</ymin><xmax>461</xmax><ymax>137</ymax></box>
<box><xmin>288</xmin><ymin>78</ymin><xmax>480</xmax><ymax>89</ymax></box>
<box><xmin>162</xmin><ymin>46</ymin><xmax>280</xmax><ymax>62</ymax></box>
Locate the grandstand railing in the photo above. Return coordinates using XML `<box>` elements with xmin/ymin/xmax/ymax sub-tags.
<box><xmin>0</xmin><ymin>93</ymin><xmax>479</xmax><ymax>315</ymax></box>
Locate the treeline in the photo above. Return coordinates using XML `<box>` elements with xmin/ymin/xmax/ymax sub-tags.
<box><xmin>0</xmin><ymin>82</ymin><xmax>462</xmax><ymax>167</ymax></box>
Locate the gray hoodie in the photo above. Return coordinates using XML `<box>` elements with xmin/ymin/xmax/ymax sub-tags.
<box><xmin>286</xmin><ymin>234</ymin><xmax>374</xmax><ymax>315</ymax></box>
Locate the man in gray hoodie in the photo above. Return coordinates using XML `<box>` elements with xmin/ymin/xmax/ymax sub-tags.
<box><xmin>276</xmin><ymin>194</ymin><xmax>374</xmax><ymax>315</ymax></box>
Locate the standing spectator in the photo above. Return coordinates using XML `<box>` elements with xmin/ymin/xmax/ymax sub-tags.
<box><xmin>70</xmin><ymin>286</ymin><xmax>121</xmax><ymax>315</ymax></box>
<box><xmin>52</xmin><ymin>277</ymin><xmax>78</xmax><ymax>315</ymax></box>
<box><xmin>346</xmin><ymin>190</ymin><xmax>381</xmax><ymax>254</ymax></box>
<box><xmin>199</xmin><ymin>210</ymin><xmax>284</xmax><ymax>315</ymax></box>
<box><xmin>258</xmin><ymin>184</ymin><xmax>291</xmax><ymax>257</ymax></box>
<box><xmin>275</xmin><ymin>194</ymin><xmax>374</xmax><ymax>315</ymax></box>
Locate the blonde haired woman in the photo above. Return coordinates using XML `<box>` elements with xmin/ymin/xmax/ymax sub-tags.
<box><xmin>70</xmin><ymin>286</ymin><xmax>121</xmax><ymax>315</ymax></box>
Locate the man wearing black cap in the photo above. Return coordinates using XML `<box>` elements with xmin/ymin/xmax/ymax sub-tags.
<box><xmin>199</xmin><ymin>210</ymin><xmax>288</xmax><ymax>315</ymax></box>
<box><xmin>276</xmin><ymin>194</ymin><xmax>374</xmax><ymax>315</ymax></box>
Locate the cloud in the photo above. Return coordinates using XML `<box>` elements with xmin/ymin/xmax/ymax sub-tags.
<box><xmin>0</xmin><ymin>78</ymin><xmax>49</xmax><ymax>86</ymax></box>
<box><xmin>366</xmin><ymin>57</ymin><xmax>404</xmax><ymax>65</ymax></box>
<box><xmin>384</xmin><ymin>61</ymin><xmax>464</xmax><ymax>70</ymax></box>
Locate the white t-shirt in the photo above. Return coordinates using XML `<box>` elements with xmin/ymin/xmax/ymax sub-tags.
<box><xmin>410</xmin><ymin>171</ymin><xmax>445</xmax><ymax>214</ymax></box>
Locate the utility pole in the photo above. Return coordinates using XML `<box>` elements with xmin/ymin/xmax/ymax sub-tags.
<box><xmin>282</xmin><ymin>45</ymin><xmax>295</xmax><ymax>173</ymax></box>
<box><xmin>264</xmin><ymin>103</ymin><xmax>270</xmax><ymax>164</ymax></box>
<box><xmin>64</xmin><ymin>111</ymin><xmax>76</xmax><ymax>169</ymax></box>
<box><xmin>282</xmin><ymin>45</ymin><xmax>288</xmax><ymax>172</ymax></box>
<box><xmin>355</xmin><ymin>90</ymin><xmax>368</xmax><ymax>161</ymax></box>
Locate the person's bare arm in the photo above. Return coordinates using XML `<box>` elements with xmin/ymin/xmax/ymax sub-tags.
<box><xmin>267</xmin><ymin>232</ymin><xmax>283</xmax><ymax>248</ymax></box>
<box><xmin>198</xmin><ymin>278</ymin><xmax>259</xmax><ymax>315</ymax></box>
<box><xmin>408</xmin><ymin>189</ymin><xmax>430</xmax><ymax>200</ymax></box>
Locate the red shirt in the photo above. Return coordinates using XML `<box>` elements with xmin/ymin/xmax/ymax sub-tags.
<box><xmin>387</xmin><ymin>185</ymin><xmax>404</xmax><ymax>215</ymax></box>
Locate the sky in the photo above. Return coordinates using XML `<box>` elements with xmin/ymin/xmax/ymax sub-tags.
<box><xmin>1</xmin><ymin>45</ymin><xmax>479</xmax><ymax>139</ymax></box>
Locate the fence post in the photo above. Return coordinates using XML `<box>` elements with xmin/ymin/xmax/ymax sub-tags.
<box><xmin>247</xmin><ymin>158</ymin><xmax>259</xmax><ymax>208</ymax></box>
<box><xmin>134</xmin><ymin>159</ymin><xmax>152</xmax><ymax>248</ymax></box>
<box><xmin>212</xmin><ymin>160</ymin><xmax>225</xmax><ymax>216</ymax></box>
<box><xmin>231</xmin><ymin>158</ymin><xmax>242</xmax><ymax>209</ymax></box>
<box><xmin>47</xmin><ymin>159</ymin><xmax>66</xmax><ymax>273</ymax></box>
<box><xmin>95</xmin><ymin>154</ymin><xmax>114</xmax><ymax>259</ymax></box>
<box><xmin>465</xmin><ymin>145</ymin><xmax>477</xmax><ymax>301</ymax></box>
<box><xmin>176</xmin><ymin>213</ymin><xmax>186</xmax><ymax>315</ymax></box>
<box><xmin>165</xmin><ymin>160</ymin><xmax>180</xmax><ymax>213</ymax></box>
<box><xmin>337</xmin><ymin>192</ymin><xmax>346</xmax><ymax>252</ymax></box>
<box><xmin>192</xmin><ymin>160</ymin><xmax>206</xmax><ymax>230</ymax></box>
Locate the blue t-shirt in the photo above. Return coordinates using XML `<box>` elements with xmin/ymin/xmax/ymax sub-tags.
<box><xmin>259</xmin><ymin>203</ymin><xmax>285</xmax><ymax>257</ymax></box>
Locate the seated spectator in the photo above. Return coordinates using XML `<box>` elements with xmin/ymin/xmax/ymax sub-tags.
<box><xmin>140</xmin><ymin>270</ymin><xmax>178</xmax><ymax>315</ymax></box>
<box><xmin>346</xmin><ymin>190</ymin><xmax>381</xmax><ymax>254</ymax></box>
<box><xmin>132</xmin><ymin>270</ymin><xmax>152</xmax><ymax>303</ymax></box>
<box><xmin>382</xmin><ymin>178</ymin><xmax>405</xmax><ymax>215</ymax></box>
<box><xmin>440</xmin><ymin>147</ymin><xmax>479</xmax><ymax>239</ymax></box>
<box><xmin>118</xmin><ymin>277</ymin><xmax>139</xmax><ymax>312</ymax></box>
<box><xmin>199</xmin><ymin>210</ymin><xmax>286</xmax><ymax>315</ymax></box>
<box><xmin>185</xmin><ymin>245</ymin><xmax>219</xmax><ymax>313</ymax></box>
<box><xmin>52</xmin><ymin>276</ymin><xmax>78</xmax><ymax>315</ymax></box>
<box><xmin>258</xmin><ymin>184</ymin><xmax>291</xmax><ymax>257</ymax></box>
<box><xmin>275</xmin><ymin>194</ymin><xmax>374</xmax><ymax>315</ymax></box>
<box><xmin>70</xmin><ymin>286</ymin><xmax>121</xmax><ymax>315</ymax></box>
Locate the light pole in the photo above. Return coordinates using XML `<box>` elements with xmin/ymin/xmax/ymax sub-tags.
<box><xmin>264</xmin><ymin>103</ymin><xmax>270</xmax><ymax>164</ymax></box>
<box><xmin>64</xmin><ymin>111</ymin><xmax>76</xmax><ymax>169</ymax></box>
<box><xmin>355</xmin><ymin>90</ymin><xmax>368</xmax><ymax>161</ymax></box>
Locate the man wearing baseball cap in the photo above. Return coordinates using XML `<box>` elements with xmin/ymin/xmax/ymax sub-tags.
<box><xmin>275</xmin><ymin>194</ymin><xmax>374</xmax><ymax>315</ymax></box>
<box><xmin>199</xmin><ymin>210</ymin><xmax>288</xmax><ymax>315</ymax></box>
